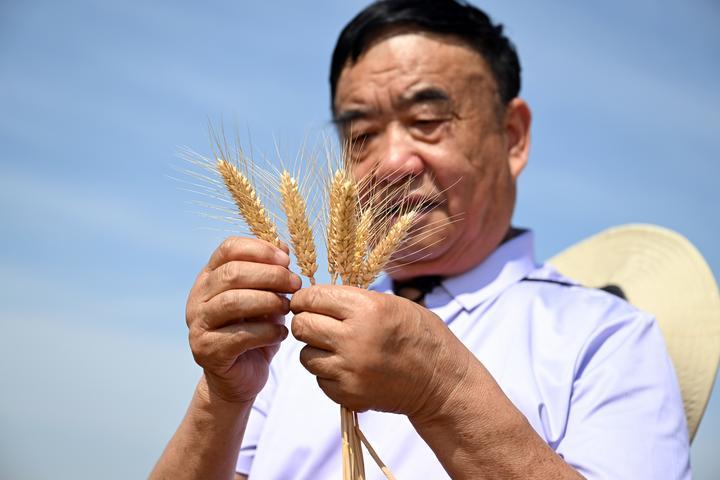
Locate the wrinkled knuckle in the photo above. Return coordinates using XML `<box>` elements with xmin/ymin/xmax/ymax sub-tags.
<box><xmin>308</xmin><ymin>286</ymin><xmax>325</xmax><ymax>307</ymax></box>
<box><xmin>218</xmin><ymin>291</ymin><xmax>238</xmax><ymax>314</ymax></box>
<box><xmin>190</xmin><ymin>349</ymin><xmax>207</xmax><ymax>367</ymax></box>
<box><xmin>185</xmin><ymin>303</ymin><xmax>198</xmax><ymax>328</ymax></box>
<box><xmin>188</xmin><ymin>326</ymin><xmax>201</xmax><ymax>347</ymax></box>
<box><xmin>220</xmin><ymin>262</ymin><xmax>238</xmax><ymax>286</ymax></box>
<box><xmin>230</xmin><ymin>328</ymin><xmax>251</xmax><ymax>348</ymax></box>
<box><xmin>289</xmin><ymin>290</ymin><xmax>304</xmax><ymax>312</ymax></box>
<box><xmin>218</xmin><ymin>237</ymin><xmax>237</xmax><ymax>258</ymax></box>
<box><xmin>298</xmin><ymin>345</ymin><xmax>311</xmax><ymax>368</ymax></box>
<box><xmin>189</xmin><ymin>332</ymin><xmax>210</xmax><ymax>366</ymax></box>
<box><xmin>291</xmin><ymin>314</ymin><xmax>306</xmax><ymax>341</ymax></box>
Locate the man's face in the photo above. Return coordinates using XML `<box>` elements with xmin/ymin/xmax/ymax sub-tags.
<box><xmin>333</xmin><ymin>31</ymin><xmax>528</xmax><ymax>279</ymax></box>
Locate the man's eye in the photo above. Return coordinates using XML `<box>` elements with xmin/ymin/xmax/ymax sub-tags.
<box><xmin>412</xmin><ymin>118</ymin><xmax>445</xmax><ymax>135</ymax></box>
<box><xmin>350</xmin><ymin>132</ymin><xmax>376</xmax><ymax>149</ymax></box>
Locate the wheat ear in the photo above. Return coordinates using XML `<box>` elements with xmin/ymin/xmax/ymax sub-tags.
<box><xmin>327</xmin><ymin>169</ymin><xmax>358</xmax><ymax>284</ymax></box>
<box><xmin>279</xmin><ymin>171</ymin><xmax>318</xmax><ymax>284</ymax></box>
<box><xmin>356</xmin><ymin>211</ymin><xmax>418</xmax><ymax>288</ymax></box>
<box><xmin>348</xmin><ymin>208</ymin><xmax>373</xmax><ymax>286</ymax></box>
<box><xmin>216</xmin><ymin>158</ymin><xmax>281</xmax><ymax>248</ymax></box>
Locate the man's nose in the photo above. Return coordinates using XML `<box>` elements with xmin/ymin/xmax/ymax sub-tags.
<box><xmin>375</xmin><ymin>123</ymin><xmax>424</xmax><ymax>183</ymax></box>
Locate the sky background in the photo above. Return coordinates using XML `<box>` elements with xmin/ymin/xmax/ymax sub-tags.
<box><xmin>0</xmin><ymin>1</ymin><xmax>718</xmax><ymax>478</ymax></box>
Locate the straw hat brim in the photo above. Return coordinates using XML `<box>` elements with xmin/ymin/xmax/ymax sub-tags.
<box><xmin>548</xmin><ymin>223</ymin><xmax>720</xmax><ymax>441</ymax></box>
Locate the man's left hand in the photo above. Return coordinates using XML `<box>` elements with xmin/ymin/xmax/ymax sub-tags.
<box><xmin>290</xmin><ymin>285</ymin><xmax>470</xmax><ymax>417</ymax></box>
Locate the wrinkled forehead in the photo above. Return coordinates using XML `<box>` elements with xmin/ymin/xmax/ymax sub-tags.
<box><xmin>333</xmin><ymin>28</ymin><xmax>496</xmax><ymax>113</ymax></box>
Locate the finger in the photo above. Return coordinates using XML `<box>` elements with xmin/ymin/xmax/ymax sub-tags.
<box><xmin>291</xmin><ymin>311</ymin><xmax>344</xmax><ymax>351</ymax></box>
<box><xmin>250</xmin><ymin>313</ymin><xmax>287</xmax><ymax>326</ymax></box>
<box><xmin>317</xmin><ymin>377</ymin><xmax>341</xmax><ymax>402</ymax></box>
<box><xmin>290</xmin><ymin>285</ymin><xmax>368</xmax><ymax>319</ymax></box>
<box><xmin>277</xmin><ymin>240</ymin><xmax>290</xmax><ymax>255</ymax></box>
<box><xmin>316</xmin><ymin>378</ymin><xmax>369</xmax><ymax>413</ymax></box>
<box><xmin>207</xmin><ymin>237</ymin><xmax>290</xmax><ymax>271</ymax></box>
<box><xmin>316</xmin><ymin>377</ymin><xmax>352</xmax><ymax>409</ymax></box>
<box><xmin>298</xmin><ymin>345</ymin><xmax>339</xmax><ymax>378</ymax></box>
<box><xmin>201</xmin><ymin>260</ymin><xmax>302</xmax><ymax>301</ymax></box>
<box><xmin>201</xmin><ymin>289</ymin><xmax>290</xmax><ymax>330</ymax></box>
<box><xmin>191</xmin><ymin>321</ymin><xmax>289</xmax><ymax>369</ymax></box>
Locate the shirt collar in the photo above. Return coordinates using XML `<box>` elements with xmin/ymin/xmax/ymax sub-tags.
<box><xmin>372</xmin><ymin>230</ymin><xmax>538</xmax><ymax>312</ymax></box>
<box><xmin>441</xmin><ymin>230</ymin><xmax>537</xmax><ymax>311</ymax></box>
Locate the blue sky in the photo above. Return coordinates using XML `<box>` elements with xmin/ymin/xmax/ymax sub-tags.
<box><xmin>1</xmin><ymin>1</ymin><xmax>718</xmax><ymax>478</ymax></box>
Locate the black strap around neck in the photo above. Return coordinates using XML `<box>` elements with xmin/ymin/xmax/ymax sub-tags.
<box><xmin>392</xmin><ymin>275</ymin><xmax>443</xmax><ymax>303</ymax></box>
<box><xmin>521</xmin><ymin>277</ymin><xmax>627</xmax><ymax>300</ymax></box>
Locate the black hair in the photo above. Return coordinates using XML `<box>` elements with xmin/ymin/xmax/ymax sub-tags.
<box><xmin>329</xmin><ymin>0</ymin><xmax>521</xmax><ymax>110</ymax></box>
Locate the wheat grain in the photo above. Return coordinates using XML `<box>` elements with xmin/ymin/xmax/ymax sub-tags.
<box><xmin>280</xmin><ymin>170</ymin><xmax>318</xmax><ymax>284</ymax></box>
<box><xmin>327</xmin><ymin>169</ymin><xmax>358</xmax><ymax>284</ymax></box>
<box><xmin>348</xmin><ymin>208</ymin><xmax>373</xmax><ymax>286</ymax></box>
<box><xmin>216</xmin><ymin>158</ymin><xmax>281</xmax><ymax>248</ymax></box>
<box><xmin>355</xmin><ymin>211</ymin><xmax>418</xmax><ymax>288</ymax></box>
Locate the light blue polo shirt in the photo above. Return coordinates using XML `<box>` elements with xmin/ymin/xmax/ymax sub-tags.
<box><xmin>237</xmin><ymin>231</ymin><xmax>690</xmax><ymax>479</ymax></box>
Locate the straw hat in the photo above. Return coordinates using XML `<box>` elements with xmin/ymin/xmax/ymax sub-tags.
<box><xmin>548</xmin><ymin>224</ymin><xmax>720</xmax><ymax>442</ymax></box>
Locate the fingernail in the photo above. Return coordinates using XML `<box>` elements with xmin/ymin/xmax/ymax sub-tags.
<box><xmin>291</xmin><ymin>274</ymin><xmax>302</xmax><ymax>290</ymax></box>
<box><xmin>275</xmin><ymin>249</ymin><xmax>290</xmax><ymax>265</ymax></box>
<box><xmin>280</xmin><ymin>325</ymin><xmax>289</xmax><ymax>340</ymax></box>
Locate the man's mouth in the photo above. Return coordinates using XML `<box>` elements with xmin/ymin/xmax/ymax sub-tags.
<box><xmin>386</xmin><ymin>194</ymin><xmax>441</xmax><ymax>219</ymax></box>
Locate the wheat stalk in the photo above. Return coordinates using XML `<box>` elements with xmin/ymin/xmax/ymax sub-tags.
<box><xmin>356</xmin><ymin>423</ymin><xmax>396</xmax><ymax>480</ymax></box>
<box><xmin>279</xmin><ymin>170</ymin><xmax>318</xmax><ymax>284</ymax></box>
<box><xmin>323</xmin><ymin>173</ymin><xmax>420</xmax><ymax>480</ymax></box>
<box><xmin>216</xmin><ymin>158</ymin><xmax>281</xmax><ymax>248</ymax></box>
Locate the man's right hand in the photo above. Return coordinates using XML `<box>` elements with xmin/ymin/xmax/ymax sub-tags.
<box><xmin>186</xmin><ymin>236</ymin><xmax>302</xmax><ymax>404</ymax></box>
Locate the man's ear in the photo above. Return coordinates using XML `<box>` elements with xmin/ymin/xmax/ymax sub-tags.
<box><xmin>504</xmin><ymin>97</ymin><xmax>532</xmax><ymax>179</ymax></box>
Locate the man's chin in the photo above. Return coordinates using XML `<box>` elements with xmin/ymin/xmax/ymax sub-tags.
<box><xmin>386</xmin><ymin>236</ymin><xmax>448</xmax><ymax>274</ymax></box>
<box><xmin>383</xmin><ymin>208</ymin><xmax>453</xmax><ymax>272</ymax></box>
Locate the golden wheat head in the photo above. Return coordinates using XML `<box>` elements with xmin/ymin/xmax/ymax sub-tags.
<box><xmin>348</xmin><ymin>208</ymin><xmax>373</xmax><ymax>286</ymax></box>
<box><xmin>355</xmin><ymin>210</ymin><xmax>418</xmax><ymax>288</ymax></box>
<box><xmin>216</xmin><ymin>158</ymin><xmax>281</xmax><ymax>248</ymax></box>
<box><xmin>327</xmin><ymin>169</ymin><xmax>359</xmax><ymax>284</ymax></box>
<box><xmin>280</xmin><ymin>170</ymin><xmax>318</xmax><ymax>284</ymax></box>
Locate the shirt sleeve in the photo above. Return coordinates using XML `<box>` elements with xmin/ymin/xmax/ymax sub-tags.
<box><xmin>557</xmin><ymin>308</ymin><xmax>691</xmax><ymax>479</ymax></box>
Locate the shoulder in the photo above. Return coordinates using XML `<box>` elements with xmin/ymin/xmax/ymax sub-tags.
<box><xmin>510</xmin><ymin>262</ymin><xmax>653</xmax><ymax>327</ymax></box>
<box><xmin>494</xmin><ymin>263</ymin><xmax>681</xmax><ymax>413</ymax></box>
<box><xmin>501</xmin><ymin>263</ymin><xmax>662</xmax><ymax>365</ymax></box>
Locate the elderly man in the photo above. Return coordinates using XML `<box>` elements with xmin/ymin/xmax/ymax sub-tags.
<box><xmin>152</xmin><ymin>1</ymin><xmax>690</xmax><ymax>478</ymax></box>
